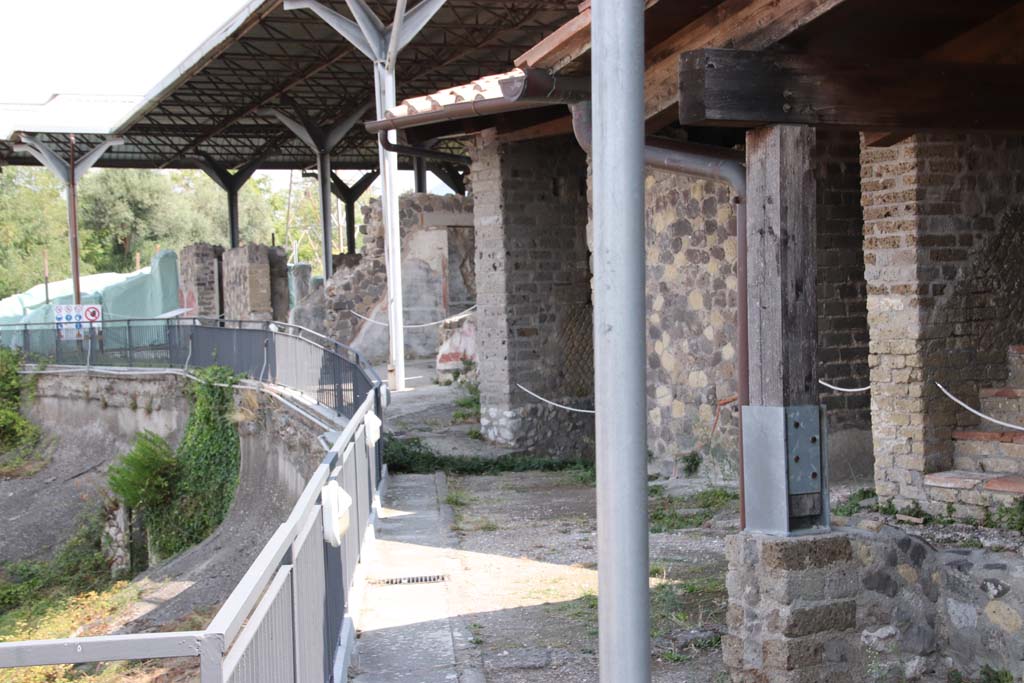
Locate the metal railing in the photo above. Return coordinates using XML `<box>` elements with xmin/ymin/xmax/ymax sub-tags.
<box><xmin>0</xmin><ymin>317</ymin><xmax>387</xmax><ymax>682</ymax></box>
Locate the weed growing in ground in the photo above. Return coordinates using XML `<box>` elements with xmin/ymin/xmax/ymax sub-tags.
<box><xmin>452</xmin><ymin>382</ymin><xmax>481</xmax><ymax>423</ymax></box>
<box><xmin>949</xmin><ymin>667</ymin><xmax>1015</xmax><ymax>683</ymax></box>
<box><xmin>832</xmin><ymin>488</ymin><xmax>877</xmax><ymax>517</ymax></box>
<box><xmin>445</xmin><ymin>487</ymin><xmax>472</xmax><ymax>507</ymax></box>
<box><xmin>648</xmin><ymin>486</ymin><xmax>738</xmax><ymax>533</ymax></box>
<box><xmin>0</xmin><ymin>508</ymin><xmax>113</xmax><ymax>616</ymax></box>
<box><xmin>383</xmin><ymin>434</ymin><xmax>594</xmax><ymax>478</ymax></box>
<box><xmin>467</xmin><ymin>428</ymin><xmax>484</xmax><ymax>440</ymax></box>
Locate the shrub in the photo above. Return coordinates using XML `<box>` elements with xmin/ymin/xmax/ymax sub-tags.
<box><xmin>107</xmin><ymin>431</ymin><xmax>178</xmax><ymax>510</ymax></box>
<box><xmin>0</xmin><ymin>348</ymin><xmax>39</xmax><ymax>451</ymax></box>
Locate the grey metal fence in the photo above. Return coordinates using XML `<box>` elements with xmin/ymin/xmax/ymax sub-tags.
<box><xmin>0</xmin><ymin>317</ymin><xmax>386</xmax><ymax>682</ymax></box>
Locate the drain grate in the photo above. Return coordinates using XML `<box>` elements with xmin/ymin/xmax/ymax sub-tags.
<box><xmin>372</xmin><ymin>574</ymin><xmax>448</xmax><ymax>586</ymax></box>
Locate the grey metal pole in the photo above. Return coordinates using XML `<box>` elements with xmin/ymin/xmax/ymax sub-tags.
<box><xmin>227</xmin><ymin>186</ymin><xmax>241</xmax><ymax>248</ymax></box>
<box><xmin>592</xmin><ymin>0</ymin><xmax>650</xmax><ymax>681</ymax></box>
<box><xmin>374</xmin><ymin>62</ymin><xmax>406</xmax><ymax>391</ymax></box>
<box><xmin>317</xmin><ymin>150</ymin><xmax>334</xmax><ymax>279</ymax></box>
<box><xmin>67</xmin><ymin>134</ymin><xmax>82</xmax><ymax>305</ymax></box>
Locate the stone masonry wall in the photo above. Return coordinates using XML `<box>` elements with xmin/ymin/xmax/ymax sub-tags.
<box><xmin>178</xmin><ymin>243</ymin><xmax>223</xmax><ymax>317</ymax></box>
<box><xmin>291</xmin><ymin>193</ymin><xmax>474</xmax><ymax>363</ymax></box>
<box><xmin>473</xmin><ymin>131</ymin><xmax>594</xmax><ymax>454</ymax></box>
<box><xmin>726</xmin><ymin>524</ymin><xmax>1024</xmax><ymax>682</ymax></box>
<box><xmin>642</xmin><ymin>130</ymin><xmax>871</xmax><ymax>482</ymax></box>
<box><xmin>862</xmin><ymin>133</ymin><xmax>1024</xmax><ymax>509</ymax></box>
<box><xmin>223</xmin><ymin>243</ymin><xmax>273</xmax><ymax>321</ymax></box>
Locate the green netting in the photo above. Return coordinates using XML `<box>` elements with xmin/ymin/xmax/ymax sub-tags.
<box><xmin>0</xmin><ymin>251</ymin><xmax>180</xmax><ymax>325</ymax></box>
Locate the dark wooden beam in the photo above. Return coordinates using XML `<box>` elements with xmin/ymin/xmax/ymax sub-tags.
<box><xmin>866</xmin><ymin>2</ymin><xmax>1024</xmax><ymax>146</ymax></box>
<box><xmin>680</xmin><ymin>48</ymin><xmax>1024</xmax><ymax>131</ymax></box>
<box><xmin>746</xmin><ymin>125</ymin><xmax>818</xmax><ymax>406</ymax></box>
<box><xmin>645</xmin><ymin>0</ymin><xmax>849</xmax><ymax>122</ymax></box>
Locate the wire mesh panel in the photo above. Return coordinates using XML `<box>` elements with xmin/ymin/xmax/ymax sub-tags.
<box><xmin>291</xmin><ymin>509</ymin><xmax>327</xmax><ymax>683</ymax></box>
<box><xmin>224</xmin><ymin>566</ymin><xmax>296</xmax><ymax>683</ymax></box>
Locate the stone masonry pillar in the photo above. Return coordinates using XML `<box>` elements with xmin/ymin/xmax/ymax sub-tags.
<box><xmin>178</xmin><ymin>243</ymin><xmax>223</xmax><ymax>318</ymax></box>
<box><xmin>471</xmin><ymin>131</ymin><xmax>593</xmax><ymax>453</ymax></box>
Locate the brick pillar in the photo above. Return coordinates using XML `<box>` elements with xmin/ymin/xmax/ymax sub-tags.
<box><xmin>178</xmin><ymin>243</ymin><xmax>223</xmax><ymax>318</ymax></box>
<box><xmin>472</xmin><ymin>132</ymin><xmax>593</xmax><ymax>453</ymax></box>
<box><xmin>222</xmin><ymin>244</ymin><xmax>273</xmax><ymax>321</ymax></box>
<box><xmin>862</xmin><ymin>133</ymin><xmax>1024</xmax><ymax>508</ymax></box>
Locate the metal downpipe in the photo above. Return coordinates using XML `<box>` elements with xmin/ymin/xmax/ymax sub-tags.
<box><xmin>591</xmin><ymin>1</ymin><xmax>650</xmax><ymax>681</ymax></box>
<box><xmin>571</xmin><ymin>102</ymin><xmax>749</xmax><ymax>529</ymax></box>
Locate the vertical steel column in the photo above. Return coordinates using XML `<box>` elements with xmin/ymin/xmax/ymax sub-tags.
<box><xmin>317</xmin><ymin>151</ymin><xmax>334</xmax><ymax>279</ymax></box>
<box><xmin>592</xmin><ymin>0</ymin><xmax>650</xmax><ymax>681</ymax></box>
<box><xmin>227</xmin><ymin>186</ymin><xmax>241</xmax><ymax>248</ymax></box>
<box><xmin>413</xmin><ymin>157</ymin><xmax>427</xmax><ymax>192</ymax></box>
<box><xmin>67</xmin><ymin>135</ymin><xmax>82</xmax><ymax>305</ymax></box>
<box><xmin>374</xmin><ymin>63</ymin><xmax>406</xmax><ymax>390</ymax></box>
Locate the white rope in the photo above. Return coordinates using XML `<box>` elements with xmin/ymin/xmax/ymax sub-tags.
<box><xmin>935</xmin><ymin>381</ymin><xmax>1024</xmax><ymax>433</ymax></box>
<box><xmin>350</xmin><ymin>304</ymin><xmax>477</xmax><ymax>329</ymax></box>
<box><xmin>20</xmin><ymin>365</ymin><xmax>336</xmax><ymax>432</ymax></box>
<box><xmin>818</xmin><ymin>379</ymin><xmax>871</xmax><ymax>393</ymax></box>
<box><xmin>515</xmin><ymin>383</ymin><xmax>595</xmax><ymax>415</ymax></box>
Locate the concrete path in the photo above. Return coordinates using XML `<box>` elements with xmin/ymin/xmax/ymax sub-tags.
<box><xmin>349</xmin><ymin>473</ymin><xmax>484</xmax><ymax>683</ymax></box>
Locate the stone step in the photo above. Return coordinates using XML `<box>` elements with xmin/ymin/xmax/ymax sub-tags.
<box><xmin>952</xmin><ymin>430</ymin><xmax>1024</xmax><ymax>475</ymax></box>
<box><xmin>1009</xmin><ymin>345</ymin><xmax>1024</xmax><ymax>387</ymax></box>
<box><xmin>978</xmin><ymin>388</ymin><xmax>1024</xmax><ymax>425</ymax></box>
<box><xmin>922</xmin><ymin>469</ymin><xmax>1024</xmax><ymax>516</ymax></box>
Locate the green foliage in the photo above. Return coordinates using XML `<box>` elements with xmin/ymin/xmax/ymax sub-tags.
<box><xmin>649</xmin><ymin>486</ymin><xmax>738</xmax><ymax>533</ymax></box>
<box><xmin>832</xmin><ymin>488</ymin><xmax>877</xmax><ymax>517</ymax></box>
<box><xmin>107</xmin><ymin>432</ymin><xmax>178</xmax><ymax>510</ymax></box>
<box><xmin>992</xmin><ymin>499</ymin><xmax>1024</xmax><ymax>533</ymax></box>
<box><xmin>877</xmin><ymin>499</ymin><xmax>898</xmax><ymax>515</ymax></box>
<box><xmin>0</xmin><ymin>508</ymin><xmax>111</xmax><ymax>615</ymax></box>
<box><xmin>110</xmin><ymin>367</ymin><xmax>241</xmax><ymax>559</ymax></box>
<box><xmin>0</xmin><ymin>349</ymin><xmax>39</xmax><ymax>454</ymax></box>
<box><xmin>680</xmin><ymin>452</ymin><xmax>702</xmax><ymax>477</ymax></box>
<box><xmin>452</xmin><ymin>382</ymin><xmax>481</xmax><ymax>423</ymax></box>
<box><xmin>383</xmin><ymin>434</ymin><xmax>593</xmax><ymax>477</ymax></box>
<box><xmin>949</xmin><ymin>668</ymin><xmax>1016</xmax><ymax>683</ymax></box>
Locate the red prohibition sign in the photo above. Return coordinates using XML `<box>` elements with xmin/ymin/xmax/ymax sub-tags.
<box><xmin>83</xmin><ymin>306</ymin><xmax>101</xmax><ymax>322</ymax></box>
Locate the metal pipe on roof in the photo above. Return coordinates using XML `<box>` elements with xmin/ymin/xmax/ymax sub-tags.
<box><xmin>569</xmin><ymin>101</ymin><xmax>749</xmax><ymax>529</ymax></box>
<box><xmin>376</xmin><ymin>133</ymin><xmax>470</xmax><ymax>165</ymax></box>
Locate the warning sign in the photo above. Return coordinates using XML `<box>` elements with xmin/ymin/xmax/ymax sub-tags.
<box><xmin>54</xmin><ymin>304</ymin><xmax>102</xmax><ymax>340</ymax></box>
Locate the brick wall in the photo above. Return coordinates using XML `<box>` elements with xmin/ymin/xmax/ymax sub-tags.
<box><xmin>472</xmin><ymin>131</ymin><xmax>594</xmax><ymax>453</ymax></box>
<box><xmin>861</xmin><ymin>132</ymin><xmax>1024</xmax><ymax>507</ymax></box>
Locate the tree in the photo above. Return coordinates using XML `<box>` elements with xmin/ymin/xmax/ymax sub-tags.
<box><xmin>0</xmin><ymin>167</ymin><xmax>81</xmax><ymax>300</ymax></box>
<box><xmin>78</xmin><ymin>169</ymin><xmax>175</xmax><ymax>272</ymax></box>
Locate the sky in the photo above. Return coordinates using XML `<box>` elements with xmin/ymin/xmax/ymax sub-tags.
<box><xmin>0</xmin><ymin>0</ymin><xmax>448</xmax><ymax>194</ymax></box>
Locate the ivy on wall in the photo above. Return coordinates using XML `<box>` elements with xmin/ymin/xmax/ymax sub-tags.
<box><xmin>0</xmin><ymin>349</ymin><xmax>39</xmax><ymax>453</ymax></box>
<box><xmin>108</xmin><ymin>366</ymin><xmax>241</xmax><ymax>559</ymax></box>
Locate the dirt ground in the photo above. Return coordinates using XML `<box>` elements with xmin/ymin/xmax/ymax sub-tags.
<box><xmin>442</xmin><ymin>470</ymin><xmax>734</xmax><ymax>683</ymax></box>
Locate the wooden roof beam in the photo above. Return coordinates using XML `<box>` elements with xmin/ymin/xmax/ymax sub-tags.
<box><xmin>678</xmin><ymin>48</ymin><xmax>1024</xmax><ymax>133</ymax></box>
<box><xmin>865</xmin><ymin>2</ymin><xmax>1024</xmax><ymax>146</ymax></box>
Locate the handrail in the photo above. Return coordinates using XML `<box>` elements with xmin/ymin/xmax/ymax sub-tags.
<box><xmin>0</xmin><ymin>317</ymin><xmax>387</xmax><ymax>681</ymax></box>
<box><xmin>207</xmin><ymin>393</ymin><xmax>375</xmax><ymax>648</ymax></box>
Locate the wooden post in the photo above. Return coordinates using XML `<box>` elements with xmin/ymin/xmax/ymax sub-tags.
<box><xmin>745</xmin><ymin>125</ymin><xmax>818</xmax><ymax>407</ymax></box>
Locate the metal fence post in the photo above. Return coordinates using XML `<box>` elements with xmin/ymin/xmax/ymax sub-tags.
<box><xmin>21</xmin><ymin>325</ymin><xmax>29</xmax><ymax>357</ymax></box>
<box><xmin>165</xmin><ymin>319</ymin><xmax>172</xmax><ymax>367</ymax></box>
<box><xmin>126</xmin><ymin>320</ymin><xmax>134</xmax><ymax>367</ymax></box>
<box><xmin>198</xmin><ymin>633</ymin><xmax>225</xmax><ymax>683</ymax></box>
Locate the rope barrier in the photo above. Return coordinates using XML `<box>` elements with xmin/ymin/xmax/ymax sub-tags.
<box><xmin>349</xmin><ymin>304</ymin><xmax>477</xmax><ymax>329</ymax></box>
<box><xmin>935</xmin><ymin>381</ymin><xmax>1024</xmax><ymax>433</ymax></box>
<box><xmin>818</xmin><ymin>379</ymin><xmax>871</xmax><ymax>393</ymax></box>
<box><xmin>515</xmin><ymin>383</ymin><xmax>595</xmax><ymax>415</ymax></box>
